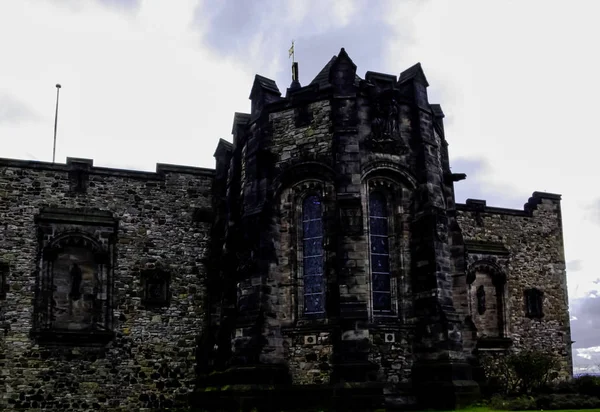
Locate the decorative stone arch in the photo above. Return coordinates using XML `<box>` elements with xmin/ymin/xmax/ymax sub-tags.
<box><xmin>361</xmin><ymin>161</ymin><xmax>417</xmax><ymax>191</ymax></box>
<box><xmin>466</xmin><ymin>260</ymin><xmax>506</xmax><ymax>288</ymax></box>
<box><xmin>466</xmin><ymin>260</ymin><xmax>508</xmax><ymax>339</ymax></box>
<box><xmin>361</xmin><ymin>170</ymin><xmax>413</xmax><ymax>322</ymax></box>
<box><xmin>34</xmin><ymin>208</ymin><xmax>117</xmax><ymax>344</ymax></box>
<box><xmin>45</xmin><ymin>230</ymin><xmax>108</xmax><ymax>260</ymax></box>
<box><xmin>273</xmin><ymin>161</ymin><xmax>338</xmax><ymax>199</ymax></box>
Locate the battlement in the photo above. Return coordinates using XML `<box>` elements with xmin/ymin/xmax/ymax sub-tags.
<box><xmin>456</xmin><ymin>191</ymin><xmax>562</xmax><ymax>216</ymax></box>
<box><xmin>0</xmin><ymin>156</ymin><xmax>215</xmax><ymax>179</ymax></box>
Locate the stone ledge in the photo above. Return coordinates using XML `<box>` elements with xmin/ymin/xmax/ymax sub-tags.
<box><xmin>457</xmin><ymin>199</ymin><xmax>528</xmax><ymax>216</ymax></box>
<box><xmin>35</xmin><ymin>207</ymin><xmax>117</xmax><ymax>226</ymax></box>
<box><xmin>457</xmin><ymin>191</ymin><xmax>562</xmax><ymax>217</ymax></box>
<box><xmin>465</xmin><ymin>240</ymin><xmax>510</xmax><ymax>256</ymax></box>
<box><xmin>155</xmin><ymin>162</ymin><xmax>214</xmax><ymax>176</ymax></box>
<box><xmin>0</xmin><ymin>156</ymin><xmax>215</xmax><ymax>179</ymax></box>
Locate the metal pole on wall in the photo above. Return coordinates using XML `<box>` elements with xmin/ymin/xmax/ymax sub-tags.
<box><xmin>52</xmin><ymin>84</ymin><xmax>61</xmax><ymax>163</ymax></box>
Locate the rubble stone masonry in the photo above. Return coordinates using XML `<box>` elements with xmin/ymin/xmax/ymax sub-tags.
<box><xmin>0</xmin><ymin>158</ymin><xmax>213</xmax><ymax>410</ymax></box>
<box><xmin>456</xmin><ymin>194</ymin><xmax>572</xmax><ymax>378</ymax></box>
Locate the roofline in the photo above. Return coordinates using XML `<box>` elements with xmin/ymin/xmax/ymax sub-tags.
<box><xmin>0</xmin><ymin>157</ymin><xmax>215</xmax><ymax>179</ymax></box>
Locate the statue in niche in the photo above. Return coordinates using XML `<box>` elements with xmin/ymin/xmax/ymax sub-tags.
<box><xmin>384</xmin><ymin>99</ymin><xmax>399</xmax><ymax>136</ymax></box>
<box><xmin>365</xmin><ymin>97</ymin><xmax>407</xmax><ymax>155</ymax></box>
<box><xmin>69</xmin><ymin>263</ymin><xmax>83</xmax><ymax>301</ymax></box>
<box><xmin>476</xmin><ymin>285</ymin><xmax>486</xmax><ymax>315</ymax></box>
<box><xmin>371</xmin><ymin>103</ymin><xmax>385</xmax><ymax>139</ymax></box>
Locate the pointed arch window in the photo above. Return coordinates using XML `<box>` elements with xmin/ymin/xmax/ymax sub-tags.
<box><xmin>302</xmin><ymin>195</ymin><xmax>325</xmax><ymax>315</ymax></box>
<box><xmin>369</xmin><ymin>191</ymin><xmax>391</xmax><ymax>312</ymax></box>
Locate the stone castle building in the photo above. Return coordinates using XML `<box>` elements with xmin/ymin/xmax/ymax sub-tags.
<box><xmin>0</xmin><ymin>49</ymin><xmax>572</xmax><ymax>410</ymax></box>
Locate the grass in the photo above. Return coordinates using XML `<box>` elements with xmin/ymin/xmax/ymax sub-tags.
<box><xmin>448</xmin><ymin>408</ymin><xmax>600</xmax><ymax>412</ymax></box>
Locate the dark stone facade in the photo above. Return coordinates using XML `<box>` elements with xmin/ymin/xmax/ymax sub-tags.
<box><xmin>0</xmin><ymin>49</ymin><xmax>571</xmax><ymax>410</ymax></box>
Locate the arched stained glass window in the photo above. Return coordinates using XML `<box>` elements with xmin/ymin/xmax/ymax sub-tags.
<box><xmin>302</xmin><ymin>195</ymin><xmax>324</xmax><ymax>315</ymax></box>
<box><xmin>369</xmin><ymin>192</ymin><xmax>391</xmax><ymax>312</ymax></box>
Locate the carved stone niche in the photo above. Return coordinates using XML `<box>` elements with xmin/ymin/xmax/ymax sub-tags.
<box><xmin>141</xmin><ymin>268</ymin><xmax>170</xmax><ymax>307</ymax></box>
<box><xmin>67</xmin><ymin>157</ymin><xmax>93</xmax><ymax>194</ymax></box>
<box><xmin>338</xmin><ymin>195</ymin><xmax>363</xmax><ymax>236</ymax></box>
<box><xmin>362</xmin><ymin>89</ymin><xmax>408</xmax><ymax>156</ymax></box>
<box><xmin>33</xmin><ymin>208</ymin><xmax>117</xmax><ymax>345</ymax></box>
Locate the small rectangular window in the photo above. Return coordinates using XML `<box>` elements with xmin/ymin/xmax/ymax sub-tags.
<box><xmin>525</xmin><ymin>288</ymin><xmax>544</xmax><ymax>318</ymax></box>
<box><xmin>142</xmin><ymin>269</ymin><xmax>171</xmax><ymax>307</ymax></box>
<box><xmin>294</xmin><ymin>105</ymin><xmax>312</xmax><ymax>128</ymax></box>
<box><xmin>0</xmin><ymin>262</ymin><xmax>8</xmax><ymax>299</ymax></box>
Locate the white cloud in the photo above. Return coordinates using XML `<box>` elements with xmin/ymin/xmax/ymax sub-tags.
<box><xmin>0</xmin><ymin>0</ymin><xmax>251</xmax><ymax>170</ymax></box>
<box><xmin>386</xmin><ymin>0</ymin><xmax>600</xmax><ymax>305</ymax></box>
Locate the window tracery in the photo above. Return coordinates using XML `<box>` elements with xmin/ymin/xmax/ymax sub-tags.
<box><xmin>369</xmin><ymin>191</ymin><xmax>392</xmax><ymax>312</ymax></box>
<box><xmin>302</xmin><ymin>195</ymin><xmax>325</xmax><ymax>315</ymax></box>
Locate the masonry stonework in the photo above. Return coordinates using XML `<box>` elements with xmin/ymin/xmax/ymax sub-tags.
<box><xmin>0</xmin><ymin>48</ymin><xmax>572</xmax><ymax>411</ymax></box>
<box><xmin>0</xmin><ymin>158</ymin><xmax>212</xmax><ymax>410</ymax></box>
<box><xmin>457</xmin><ymin>195</ymin><xmax>573</xmax><ymax>378</ymax></box>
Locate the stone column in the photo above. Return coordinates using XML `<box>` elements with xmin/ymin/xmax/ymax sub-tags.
<box><xmin>329</xmin><ymin>49</ymin><xmax>378</xmax><ymax>383</ymax></box>
<box><xmin>399</xmin><ymin>64</ymin><xmax>479</xmax><ymax>408</ymax></box>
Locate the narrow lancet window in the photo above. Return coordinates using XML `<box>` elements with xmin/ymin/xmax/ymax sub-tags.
<box><xmin>302</xmin><ymin>195</ymin><xmax>325</xmax><ymax>315</ymax></box>
<box><xmin>369</xmin><ymin>192</ymin><xmax>391</xmax><ymax>312</ymax></box>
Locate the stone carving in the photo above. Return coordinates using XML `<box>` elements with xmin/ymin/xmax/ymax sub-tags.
<box><xmin>372</xmin><ymin>100</ymin><xmax>399</xmax><ymax>140</ymax></box>
<box><xmin>339</xmin><ymin>199</ymin><xmax>363</xmax><ymax>236</ymax></box>
<box><xmin>364</xmin><ymin>98</ymin><xmax>408</xmax><ymax>155</ymax></box>
<box><xmin>48</xmin><ymin>245</ymin><xmax>103</xmax><ymax>329</ymax></box>
<box><xmin>69</xmin><ymin>263</ymin><xmax>83</xmax><ymax>301</ymax></box>
<box><xmin>435</xmin><ymin>222</ymin><xmax>448</xmax><ymax>243</ymax></box>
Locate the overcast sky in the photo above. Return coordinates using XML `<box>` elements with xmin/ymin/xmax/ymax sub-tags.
<box><xmin>1</xmin><ymin>0</ymin><xmax>599</xmax><ymax>373</ymax></box>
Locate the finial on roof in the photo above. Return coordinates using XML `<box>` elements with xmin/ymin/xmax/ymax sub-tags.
<box><xmin>289</xmin><ymin>61</ymin><xmax>301</xmax><ymax>91</ymax></box>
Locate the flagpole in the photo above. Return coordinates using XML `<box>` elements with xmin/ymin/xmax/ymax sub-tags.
<box><xmin>52</xmin><ymin>84</ymin><xmax>61</xmax><ymax>164</ymax></box>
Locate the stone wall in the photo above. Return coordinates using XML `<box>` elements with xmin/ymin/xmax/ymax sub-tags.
<box><xmin>456</xmin><ymin>193</ymin><xmax>573</xmax><ymax>378</ymax></box>
<box><xmin>270</xmin><ymin>100</ymin><xmax>332</xmax><ymax>167</ymax></box>
<box><xmin>0</xmin><ymin>157</ymin><xmax>213</xmax><ymax>410</ymax></box>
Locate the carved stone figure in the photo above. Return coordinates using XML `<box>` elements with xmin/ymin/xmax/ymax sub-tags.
<box><xmin>365</xmin><ymin>97</ymin><xmax>407</xmax><ymax>155</ymax></box>
<box><xmin>476</xmin><ymin>285</ymin><xmax>486</xmax><ymax>315</ymax></box>
<box><xmin>69</xmin><ymin>263</ymin><xmax>82</xmax><ymax>301</ymax></box>
<box><xmin>384</xmin><ymin>99</ymin><xmax>399</xmax><ymax>136</ymax></box>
